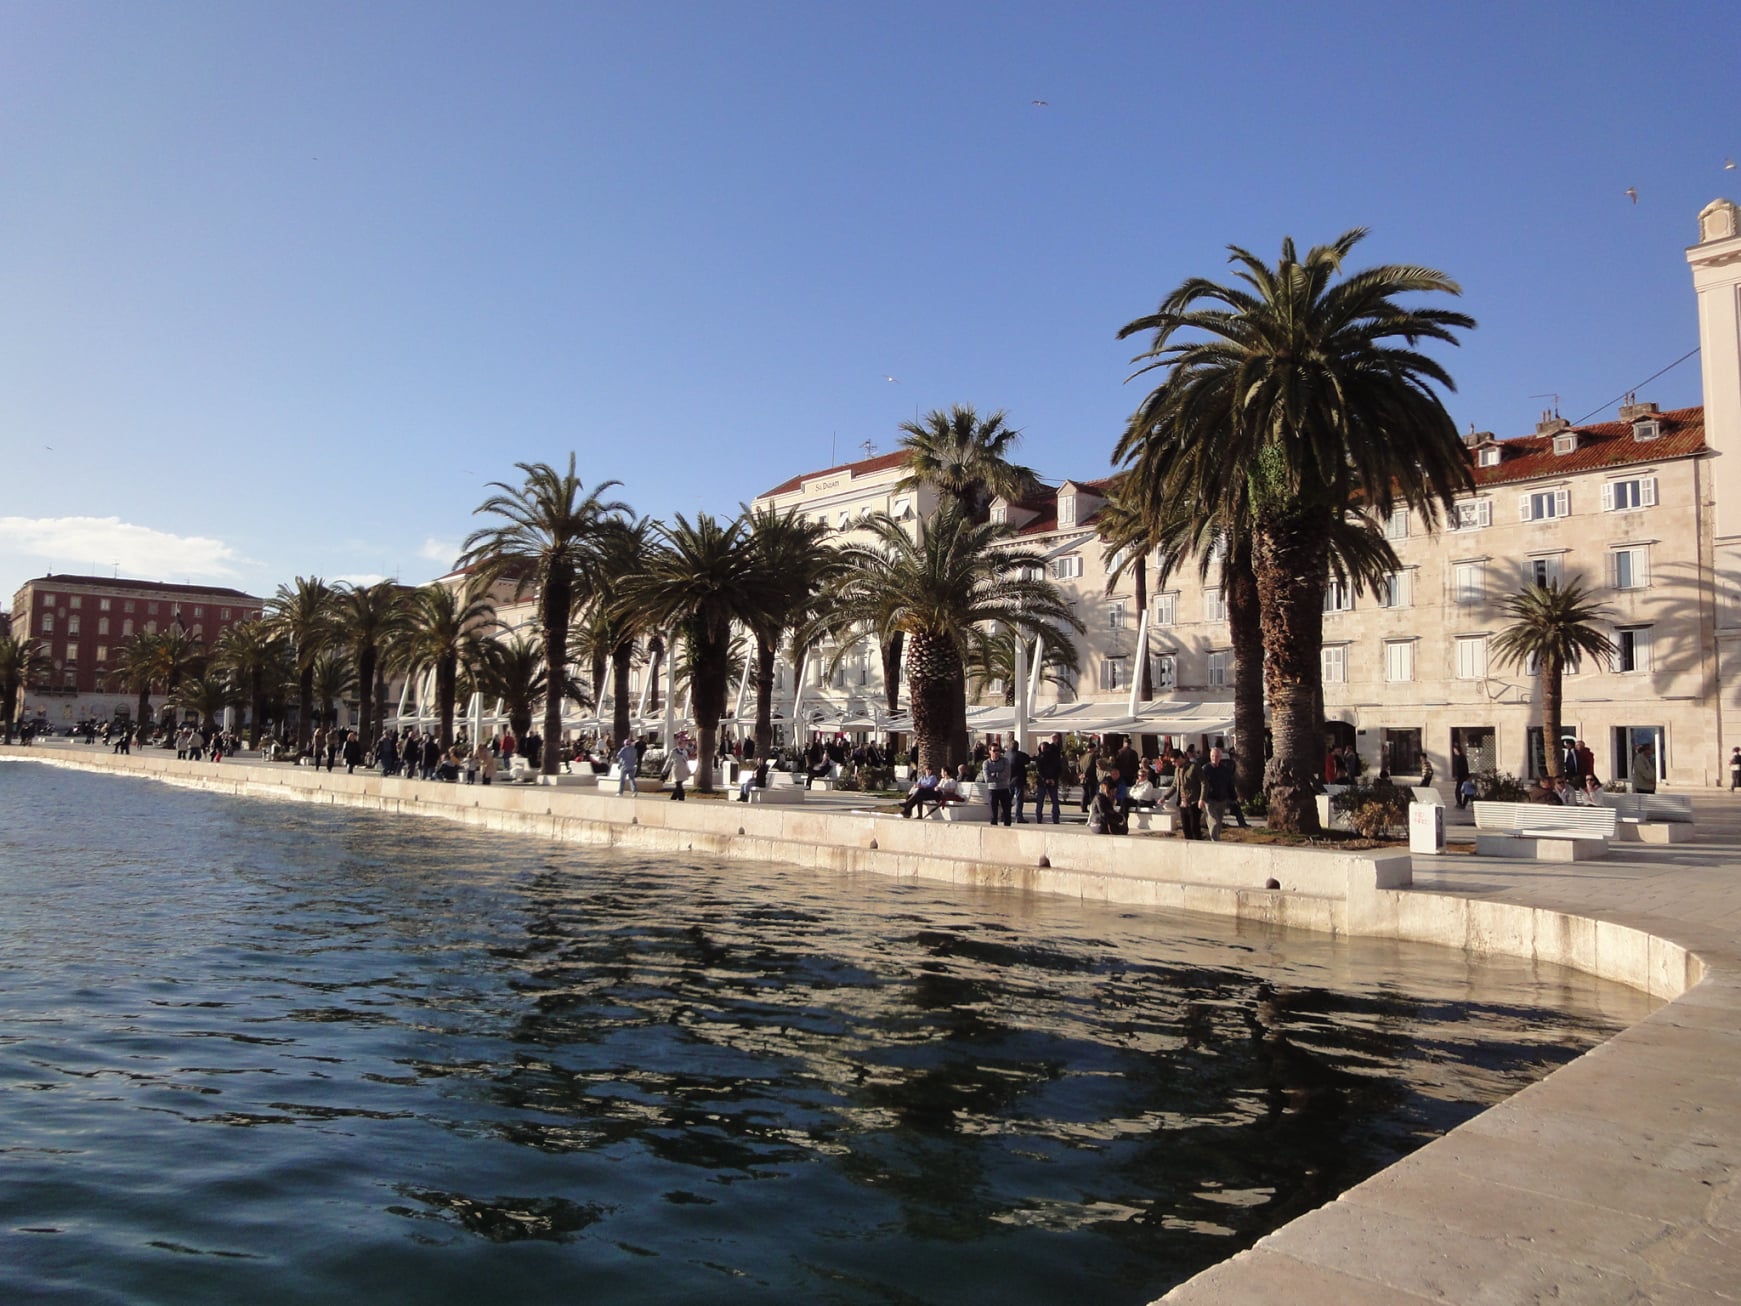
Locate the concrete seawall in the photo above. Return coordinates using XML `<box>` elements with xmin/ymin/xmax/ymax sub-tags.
<box><xmin>5</xmin><ymin>745</ymin><xmax>1734</xmax><ymax>1301</ymax></box>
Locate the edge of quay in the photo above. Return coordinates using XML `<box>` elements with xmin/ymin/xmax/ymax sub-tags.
<box><xmin>6</xmin><ymin>745</ymin><xmax>1733</xmax><ymax>1303</ymax></box>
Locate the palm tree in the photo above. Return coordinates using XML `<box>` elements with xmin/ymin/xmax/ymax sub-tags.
<box><xmin>618</xmin><ymin>513</ymin><xmax>769</xmax><ymax>792</ymax></box>
<box><xmin>474</xmin><ymin>633</ymin><xmax>588</xmax><ymax>740</ymax></box>
<box><xmin>171</xmin><ymin>673</ymin><xmax>235</xmax><ymax>732</ymax></box>
<box><xmin>827</xmin><ymin>506</ymin><xmax>1082</xmax><ymax>772</ymax></box>
<box><xmin>1096</xmin><ymin>484</ymin><xmax>1156</xmax><ymax>701</ymax></box>
<box><xmin>149</xmin><ymin>628</ymin><xmax>206</xmax><ymax>726</ymax></box>
<box><xmin>264</xmin><ymin>577</ymin><xmax>336</xmax><ymax>749</ymax></box>
<box><xmin>964</xmin><ymin>625</ymin><xmax>1080</xmax><ymax>705</ymax></box>
<box><xmin>329</xmin><ymin>581</ymin><xmax>408</xmax><ymax>744</ymax></box>
<box><xmin>1118</xmin><ymin>229</ymin><xmax>1473</xmax><ymax>831</ymax></box>
<box><xmin>459</xmin><ymin>457</ymin><xmax>630</xmax><ymax>777</ymax></box>
<box><xmin>109</xmin><ymin>633</ymin><xmax>163</xmax><ymax>733</ymax></box>
<box><xmin>895</xmin><ymin>404</ymin><xmax>1041</xmax><ymax>521</ymax></box>
<box><xmin>309</xmin><ymin>649</ymin><xmax>357</xmax><ymax>729</ymax></box>
<box><xmin>574</xmin><ymin>516</ymin><xmax>654</xmax><ymax>750</ymax></box>
<box><xmin>743</xmin><ymin>504</ymin><xmax>842</xmax><ymax>758</ymax></box>
<box><xmin>1492</xmin><ymin>580</ymin><xmax>1616</xmax><ymax>779</ymax></box>
<box><xmin>211</xmin><ymin>619</ymin><xmax>288</xmax><ymax>747</ymax></box>
<box><xmin>393</xmin><ymin>581</ymin><xmax>496</xmax><ymax>749</ymax></box>
<box><xmin>0</xmin><ymin>634</ymin><xmax>37</xmax><ymax>742</ymax></box>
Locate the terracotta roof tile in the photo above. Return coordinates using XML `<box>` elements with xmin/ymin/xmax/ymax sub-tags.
<box><xmin>758</xmin><ymin>449</ymin><xmax>913</xmax><ymax>500</ymax></box>
<box><xmin>1471</xmin><ymin>406</ymin><xmax>1705</xmax><ymax>486</ymax></box>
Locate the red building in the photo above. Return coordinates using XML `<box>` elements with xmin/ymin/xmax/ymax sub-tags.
<box><xmin>9</xmin><ymin>574</ymin><xmax>264</xmax><ymax>729</ymax></box>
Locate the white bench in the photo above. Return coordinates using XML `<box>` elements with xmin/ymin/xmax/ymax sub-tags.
<box><xmin>1594</xmin><ymin>791</ymin><xmax>1695</xmax><ymax>842</ymax></box>
<box><xmin>745</xmin><ymin>786</ymin><xmax>805</xmax><ymax>805</ymax></box>
<box><xmin>1473</xmin><ymin>801</ymin><xmax>1616</xmax><ymax>860</ymax></box>
<box><xmin>1129</xmin><ymin>807</ymin><xmax>1177</xmax><ymax>834</ymax></box>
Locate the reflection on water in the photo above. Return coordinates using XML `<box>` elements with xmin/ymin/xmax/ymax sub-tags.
<box><xmin>0</xmin><ymin>762</ymin><xmax>1653</xmax><ymax>1304</ymax></box>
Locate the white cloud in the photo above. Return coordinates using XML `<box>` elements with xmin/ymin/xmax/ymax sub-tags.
<box><xmin>0</xmin><ymin>516</ymin><xmax>243</xmax><ymax>584</ymax></box>
<box><xmin>419</xmin><ymin>537</ymin><xmax>459</xmax><ymax>566</ymax></box>
<box><xmin>332</xmin><ymin>573</ymin><xmax>391</xmax><ymax>588</ymax></box>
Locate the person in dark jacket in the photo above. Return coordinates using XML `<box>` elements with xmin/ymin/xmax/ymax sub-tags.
<box><xmin>1202</xmin><ymin>746</ymin><xmax>1239</xmax><ymax>840</ymax></box>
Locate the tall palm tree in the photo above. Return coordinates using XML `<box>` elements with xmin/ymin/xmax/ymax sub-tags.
<box><xmin>474</xmin><ymin>633</ymin><xmax>588</xmax><ymax>740</ymax></box>
<box><xmin>1118</xmin><ymin>229</ymin><xmax>1473</xmax><ymax>831</ymax></box>
<box><xmin>109</xmin><ymin>632</ymin><xmax>163</xmax><ymax>732</ymax></box>
<box><xmin>264</xmin><ymin>577</ymin><xmax>336</xmax><ymax>749</ymax></box>
<box><xmin>459</xmin><ymin>457</ymin><xmax>630</xmax><ymax>777</ymax></box>
<box><xmin>330</xmin><ymin>581</ymin><xmax>408</xmax><ymax>744</ymax></box>
<box><xmin>1492</xmin><ymin>580</ymin><xmax>1616</xmax><ymax>779</ymax></box>
<box><xmin>393</xmin><ymin>581</ymin><xmax>497</xmax><ymax>749</ymax></box>
<box><xmin>1096</xmin><ymin>484</ymin><xmax>1155</xmax><ymax>701</ymax></box>
<box><xmin>895</xmin><ymin>404</ymin><xmax>1041</xmax><ymax>521</ymax></box>
<box><xmin>0</xmin><ymin>634</ymin><xmax>37</xmax><ymax>742</ymax></box>
<box><xmin>309</xmin><ymin>649</ymin><xmax>357</xmax><ymax>730</ymax></box>
<box><xmin>826</xmin><ymin>507</ymin><xmax>1082</xmax><ymax>772</ymax></box>
<box><xmin>211</xmin><ymin>619</ymin><xmax>289</xmax><ymax>747</ymax></box>
<box><xmin>743</xmin><ymin>504</ymin><xmax>842</xmax><ymax>758</ymax></box>
<box><xmin>576</xmin><ymin>516</ymin><xmax>655</xmax><ymax>750</ymax></box>
<box><xmin>618</xmin><ymin>513</ymin><xmax>768</xmax><ymax>792</ymax></box>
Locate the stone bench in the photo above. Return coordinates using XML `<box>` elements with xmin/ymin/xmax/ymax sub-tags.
<box><xmin>1129</xmin><ymin>807</ymin><xmax>1177</xmax><ymax>834</ymax></box>
<box><xmin>1473</xmin><ymin>801</ymin><xmax>1616</xmax><ymax>860</ymax></box>
<box><xmin>745</xmin><ymin>786</ymin><xmax>805</xmax><ymax>805</ymax></box>
<box><xmin>1597</xmin><ymin>791</ymin><xmax>1695</xmax><ymax>823</ymax></box>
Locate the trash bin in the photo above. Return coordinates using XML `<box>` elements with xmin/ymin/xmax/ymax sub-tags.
<box><xmin>1409</xmin><ymin>801</ymin><xmax>1445</xmax><ymax>854</ymax></box>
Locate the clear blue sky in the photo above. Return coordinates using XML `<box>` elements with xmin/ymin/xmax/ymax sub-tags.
<box><xmin>3</xmin><ymin>0</ymin><xmax>1737</xmax><ymax>607</ymax></box>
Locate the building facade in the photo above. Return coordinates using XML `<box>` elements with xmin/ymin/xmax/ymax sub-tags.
<box><xmin>8</xmin><ymin>575</ymin><xmax>264</xmax><ymax>729</ymax></box>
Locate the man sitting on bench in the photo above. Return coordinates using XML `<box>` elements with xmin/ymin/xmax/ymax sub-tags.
<box><xmin>900</xmin><ymin>765</ymin><xmax>945</xmax><ymax>818</ymax></box>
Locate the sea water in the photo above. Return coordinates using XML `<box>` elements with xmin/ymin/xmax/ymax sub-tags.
<box><xmin>0</xmin><ymin>762</ymin><xmax>1654</xmax><ymax>1305</ymax></box>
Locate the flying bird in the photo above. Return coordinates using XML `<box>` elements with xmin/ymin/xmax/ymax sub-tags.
<box><xmin>1625</xmin><ymin>186</ymin><xmax>1638</xmax><ymax>204</ymax></box>
<box><xmin>884</xmin><ymin>375</ymin><xmax>899</xmax><ymax>383</ymax></box>
<box><xmin>1031</xmin><ymin>99</ymin><xmax>1049</xmax><ymax>107</ymax></box>
<box><xmin>1726</xmin><ymin>159</ymin><xmax>1737</xmax><ymax>170</ymax></box>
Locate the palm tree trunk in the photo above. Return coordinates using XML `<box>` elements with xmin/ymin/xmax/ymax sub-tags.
<box><xmin>1227</xmin><ymin>550</ymin><xmax>1265</xmax><ymax>802</ymax></box>
<box><xmin>298</xmin><ymin>665</ymin><xmax>315</xmax><ymax>749</ymax></box>
<box><xmin>647</xmin><ymin>637</ymin><xmax>664</xmax><ymax>713</ymax></box>
<box><xmin>357</xmin><ymin>646</ymin><xmax>378</xmax><ymax>745</ymax></box>
<box><xmin>1135</xmin><ymin>558</ymin><xmax>1152</xmax><ymax>701</ymax></box>
<box><xmin>1253</xmin><ymin>513</ymin><xmax>1329</xmax><ymax>833</ymax></box>
<box><xmin>540</xmin><ymin>579</ymin><xmax>571</xmax><ymax>777</ymax></box>
<box><xmin>1543</xmin><ymin>660</ymin><xmax>1564</xmax><ymax>779</ymax></box>
<box><xmin>691</xmin><ymin>627</ymin><xmax>730</xmax><ymax>792</ymax></box>
<box><xmin>436</xmin><ymin>656</ymin><xmax>457</xmax><ymax>749</ymax></box>
<box><xmin>907</xmin><ymin>629</ymin><xmax>962</xmax><ymax>774</ymax></box>
<box><xmin>754</xmin><ymin>636</ymin><xmax>777</xmax><ymax>759</ymax></box>
<box><xmin>611</xmin><ymin>644</ymin><xmax>633</xmax><ymax>745</ymax></box>
<box><xmin>881</xmin><ymin>632</ymin><xmax>903</xmax><ymax>713</ymax></box>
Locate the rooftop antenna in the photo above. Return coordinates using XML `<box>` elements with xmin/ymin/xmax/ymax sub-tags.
<box><xmin>859</xmin><ymin>439</ymin><xmax>877</xmax><ymax>459</ymax></box>
<box><xmin>831</xmin><ymin>431</ymin><xmax>836</xmax><ymax>465</ymax></box>
<box><xmin>1529</xmin><ymin>392</ymin><xmax>1561</xmax><ymax>417</ymax></box>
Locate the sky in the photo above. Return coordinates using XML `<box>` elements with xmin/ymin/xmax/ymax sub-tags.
<box><xmin>3</xmin><ymin>0</ymin><xmax>1738</xmax><ymax>609</ymax></box>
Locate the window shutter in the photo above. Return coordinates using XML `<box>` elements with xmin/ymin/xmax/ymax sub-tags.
<box><xmin>1519</xmin><ymin>494</ymin><xmax>1532</xmax><ymax>522</ymax></box>
<box><xmin>1638</xmin><ymin>549</ymin><xmax>1651</xmax><ymax>589</ymax></box>
<box><xmin>1477</xmin><ymin>499</ymin><xmax>1491</xmax><ymax>528</ymax></box>
<box><xmin>1636</xmin><ymin>627</ymin><xmax>1652</xmax><ymax>670</ymax></box>
<box><xmin>1601</xmin><ymin>482</ymin><xmax>1614</xmax><ymax>511</ymax></box>
<box><xmin>1555</xmin><ymin>487</ymin><xmax>1570</xmax><ymax>517</ymax></box>
<box><xmin>1642</xmin><ymin>477</ymin><xmax>1658</xmax><ymax>507</ymax></box>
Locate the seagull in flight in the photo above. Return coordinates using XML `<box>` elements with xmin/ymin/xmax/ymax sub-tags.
<box><xmin>884</xmin><ymin>375</ymin><xmax>899</xmax><ymax>383</ymax></box>
<box><xmin>1726</xmin><ymin>158</ymin><xmax>1737</xmax><ymax>170</ymax></box>
<box><xmin>1031</xmin><ymin>99</ymin><xmax>1049</xmax><ymax>107</ymax></box>
<box><xmin>1624</xmin><ymin>186</ymin><xmax>1638</xmax><ymax>204</ymax></box>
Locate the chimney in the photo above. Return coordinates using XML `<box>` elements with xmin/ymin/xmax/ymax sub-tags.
<box><xmin>1462</xmin><ymin>424</ymin><xmax>1494</xmax><ymax>448</ymax></box>
<box><xmin>1618</xmin><ymin>396</ymin><xmax>1659</xmax><ymax>421</ymax></box>
<box><xmin>1535</xmin><ymin>410</ymin><xmax>1570</xmax><ymax>436</ymax></box>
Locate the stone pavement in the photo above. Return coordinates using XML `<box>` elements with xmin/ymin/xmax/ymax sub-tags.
<box><xmin>1156</xmin><ymin>793</ymin><xmax>1741</xmax><ymax>1304</ymax></box>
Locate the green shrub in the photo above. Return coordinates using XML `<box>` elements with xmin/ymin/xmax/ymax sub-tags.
<box><xmin>1471</xmin><ymin>769</ymin><xmax>1529</xmax><ymax>802</ymax></box>
<box><xmin>1331</xmin><ymin>776</ymin><xmax>1413</xmax><ymax>838</ymax></box>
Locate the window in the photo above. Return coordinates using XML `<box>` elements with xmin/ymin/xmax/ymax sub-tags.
<box><xmin>99</xmin><ymin>598</ymin><xmax>111</xmax><ymax>611</ymax></box>
<box><xmin>1478</xmin><ymin>446</ymin><xmax>1502</xmax><ymax>467</ymax></box>
<box><xmin>1452</xmin><ymin>499</ymin><xmax>1492</xmax><ymax>531</ymax></box>
<box><xmin>124</xmin><ymin>601</ymin><xmax>135</xmax><ymax>613</ymax></box>
<box><xmin>220</xmin><ymin>607</ymin><xmax>232</xmax><ymax>620</ymax></box>
<box><xmin>1614</xmin><ymin>626</ymin><xmax>1652</xmax><ymax>673</ymax></box>
<box><xmin>98</xmin><ymin>618</ymin><xmax>109</xmax><ymax>636</ymax></box>
<box><xmin>40</xmin><ymin>613</ymin><xmax>53</xmax><ymax>634</ymax></box>
<box><xmin>122</xmin><ymin>620</ymin><xmax>134</xmax><ymax>637</ymax></box>
<box><xmin>1323</xmin><ymin>578</ymin><xmax>1354</xmax><ymax>613</ymax></box>
<box><xmin>1385</xmin><ymin>640</ymin><xmax>1415</xmax><ymax>682</ymax></box>
<box><xmin>836</xmin><ymin>511</ymin><xmax>850</xmax><ymax>528</ymax></box>
<box><xmin>1207</xmin><ymin>650</ymin><xmax>1231</xmax><ymax>687</ymax></box>
<box><xmin>989</xmin><ymin>504</ymin><xmax>1006</xmax><ymax>524</ymax></box>
<box><xmin>1603</xmin><ymin>478</ymin><xmax>1657</xmax><ymax>511</ymax></box>
<box><xmin>1456</xmin><ymin>635</ymin><xmax>1489</xmax><ymax>680</ymax></box>
<box><xmin>148</xmin><ymin>604</ymin><xmax>158</xmax><ymax>615</ymax></box>
<box><xmin>1108</xmin><ymin>601</ymin><xmax>1126</xmax><ymax>631</ymax></box>
<box><xmin>1058</xmin><ymin>493</ymin><xmax>1077</xmax><ymax>526</ymax></box>
<box><xmin>67</xmin><ymin>616</ymin><xmax>80</xmax><ymax>636</ymax></box>
<box><xmin>95</xmin><ymin>645</ymin><xmax>107</xmax><ymax>663</ymax></box>
<box><xmin>145</xmin><ymin>621</ymin><xmax>157</xmax><ymax>635</ymax></box>
<box><xmin>1611</xmin><ymin>546</ymin><xmax>1650</xmax><ymax>591</ymax></box>
<box><xmin>1204</xmin><ymin>588</ymin><xmax>1228</xmax><ymax>622</ymax></box>
<box><xmin>1152</xmin><ymin>653</ymin><xmax>1176</xmax><ymax>689</ymax></box>
<box><xmin>69</xmin><ymin>596</ymin><xmax>81</xmax><ymax>609</ymax></box>
<box><xmin>1452</xmin><ymin>561</ymin><xmax>1484</xmax><ymax>605</ymax></box>
<box><xmin>1051</xmin><ymin>554</ymin><xmax>1083</xmax><ymax>580</ymax></box>
<box><xmin>1520</xmin><ymin>488</ymin><xmax>1570</xmax><ymax>521</ymax></box>
<box><xmin>1385</xmin><ymin>506</ymin><xmax>1409</xmax><ymax>540</ymax></box>
<box><xmin>1527</xmin><ymin>555</ymin><xmax>1563</xmax><ymax>589</ymax></box>
<box><xmin>1552</xmin><ymin>433</ymin><xmax>1578</xmax><ymax>456</ymax></box>
<box><xmin>64</xmin><ymin>645</ymin><xmax>77</xmax><ymax>662</ymax></box>
<box><xmin>1633</xmin><ymin>419</ymin><xmax>1661</xmax><ymax>441</ymax></box>
<box><xmin>1322</xmin><ymin>644</ymin><xmax>1348</xmax><ymax>683</ymax></box>
<box><xmin>1099</xmin><ymin>656</ymin><xmax>1126</xmax><ymax>691</ymax></box>
<box><xmin>192</xmin><ymin>625</ymin><xmax>203</xmax><ymax>640</ymax></box>
<box><xmin>1380</xmin><ymin>570</ymin><xmax>1413</xmax><ymax>609</ymax></box>
<box><xmin>1153</xmin><ymin>592</ymin><xmax>1177</xmax><ymax>626</ymax></box>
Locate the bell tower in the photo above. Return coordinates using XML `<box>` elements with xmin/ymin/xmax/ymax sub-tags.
<box><xmin>1689</xmin><ymin>199</ymin><xmax>1741</xmax><ymax>539</ymax></box>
